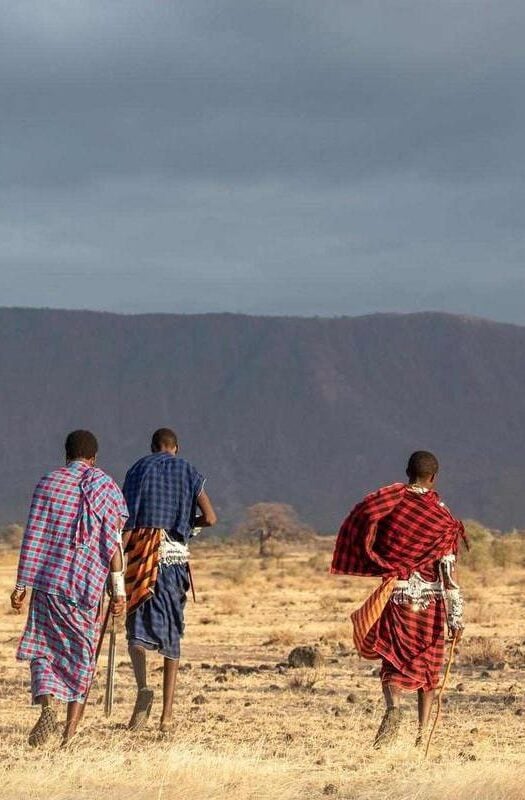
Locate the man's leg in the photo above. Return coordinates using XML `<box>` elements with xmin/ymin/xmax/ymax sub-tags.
<box><xmin>28</xmin><ymin>694</ymin><xmax>58</xmax><ymax>747</ymax></box>
<box><xmin>160</xmin><ymin>657</ymin><xmax>179</xmax><ymax>731</ymax></box>
<box><xmin>373</xmin><ymin>680</ymin><xmax>403</xmax><ymax>749</ymax></box>
<box><xmin>128</xmin><ymin>644</ymin><xmax>154</xmax><ymax>730</ymax></box>
<box><xmin>61</xmin><ymin>700</ymin><xmax>84</xmax><ymax>745</ymax></box>
<box><xmin>383</xmin><ymin>683</ymin><xmax>401</xmax><ymax>710</ymax></box>
<box><xmin>130</xmin><ymin>643</ymin><xmax>148</xmax><ymax>690</ymax></box>
<box><xmin>415</xmin><ymin>688</ymin><xmax>436</xmax><ymax>746</ymax></box>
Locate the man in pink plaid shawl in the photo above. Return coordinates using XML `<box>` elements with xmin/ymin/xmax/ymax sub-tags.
<box><xmin>10</xmin><ymin>430</ymin><xmax>128</xmax><ymax>747</ymax></box>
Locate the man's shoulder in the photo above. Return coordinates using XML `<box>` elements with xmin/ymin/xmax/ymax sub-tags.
<box><xmin>124</xmin><ymin>454</ymin><xmax>201</xmax><ymax>486</ymax></box>
<box><xmin>35</xmin><ymin>466</ymin><xmax>72</xmax><ymax>491</ymax></box>
<box><xmin>172</xmin><ymin>456</ymin><xmax>198</xmax><ymax>472</ymax></box>
<box><xmin>363</xmin><ymin>483</ymin><xmax>406</xmax><ymax>502</ymax></box>
<box><xmin>90</xmin><ymin>466</ymin><xmax>120</xmax><ymax>491</ymax></box>
<box><xmin>124</xmin><ymin>454</ymin><xmax>151</xmax><ymax>481</ymax></box>
<box><xmin>405</xmin><ymin>487</ymin><xmax>459</xmax><ymax>521</ymax></box>
<box><xmin>143</xmin><ymin>454</ymin><xmax>197</xmax><ymax>473</ymax></box>
<box><xmin>126</xmin><ymin>453</ymin><xmax>159</xmax><ymax>472</ymax></box>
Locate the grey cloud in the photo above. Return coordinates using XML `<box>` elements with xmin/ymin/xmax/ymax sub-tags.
<box><xmin>2</xmin><ymin>1</ymin><xmax>524</xmax><ymax>186</ymax></box>
<box><xmin>0</xmin><ymin>1</ymin><xmax>524</xmax><ymax>320</ymax></box>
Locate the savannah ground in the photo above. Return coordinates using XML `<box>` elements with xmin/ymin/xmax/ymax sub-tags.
<box><xmin>0</xmin><ymin>537</ymin><xmax>524</xmax><ymax>800</ymax></box>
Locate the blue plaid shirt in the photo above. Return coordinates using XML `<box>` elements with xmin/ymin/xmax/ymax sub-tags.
<box><xmin>123</xmin><ymin>453</ymin><xmax>205</xmax><ymax>543</ymax></box>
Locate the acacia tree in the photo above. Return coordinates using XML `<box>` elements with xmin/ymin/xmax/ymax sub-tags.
<box><xmin>235</xmin><ymin>502</ymin><xmax>313</xmax><ymax>557</ymax></box>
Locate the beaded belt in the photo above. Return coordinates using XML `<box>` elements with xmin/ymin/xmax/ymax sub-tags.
<box><xmin>158</xmin><ymin>530</ymin><xmax>190</xmax><ymax>566</ymax></box>
<box><xmin>391</xmin><ymin>572</ymin><xmax>444</xmax><ymax>610</ymax></box>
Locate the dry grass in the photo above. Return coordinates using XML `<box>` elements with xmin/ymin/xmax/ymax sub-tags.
<box><xmin>1</xmin><ymin>537</ymin><xmax>524</xmax><ymax>800</ymax></box>
<box><xmin>262</xmin><ymin>628</ymin><xmax>297</xmax><ymax>647</ymax></box>
<box><xmin>217</xmin><ymin>592</ymin><xmax>243</xmax><ymax>615</ymax></box>
<box><xmin>458</xmin><ymin>635</ymin><xmax>507</xmax><ymax>666</ymax></box>
<box><xmin>221</xmin><ymin>557</ymin><xmax>259</xmax><ymax>585</ymax></box>
<box><xmin>0</xmin><ymin>741</ymin><xmax>310</xmax><ymax>800</ymax></box>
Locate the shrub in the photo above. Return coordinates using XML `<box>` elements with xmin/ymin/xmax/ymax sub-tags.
<box><xmin>0</xmin><ymin>524</ymin><xmax>23</xmax><ymax>550</ymax></box>
<box><xmin>461</xmin><ymin>521</ymin><xmax>525</xmax><ymax>571</ymax></box>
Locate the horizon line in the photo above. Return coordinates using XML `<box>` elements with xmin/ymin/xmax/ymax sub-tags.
<box><xmin>0</xmin><ymin>305</ymin><xmax>519</xmax><ymax>328</ymax></box>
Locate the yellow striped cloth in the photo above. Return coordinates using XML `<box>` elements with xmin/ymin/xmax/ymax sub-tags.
<box><xmin>350</xmin><ymin>577</ymin><xmax>397</xmax><ymax>659</ymax></box>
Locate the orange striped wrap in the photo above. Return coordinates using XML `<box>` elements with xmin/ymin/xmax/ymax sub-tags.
<box><xmin>124</xmin><ymin>528</ymin><xmax>162</xmax><ymax>615</ymax></box>
<box><xmin>350</xmin><ymin>577</ymin><xmax>397</xmax><ymax>659</ymax></box>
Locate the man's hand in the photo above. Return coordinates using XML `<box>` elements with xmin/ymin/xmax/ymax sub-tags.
<box><xmin>449</xmin><ymin>625</ymin><xmax>464</xmax><ymax>644</ymax></box>
<box><xmin>110</xmin><ymin>596</ymin><xmax>126</xmax><ymax>617</ymax></box>
<box><xmin>10</xmin><ymin>587</ymin><xmax>26</xmax><ymax>612</ymax></box>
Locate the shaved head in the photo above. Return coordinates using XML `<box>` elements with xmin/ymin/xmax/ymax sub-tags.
<box><xmin>406</xmin><ymin>451</ymin><xmax>439</xmax><ymax>483</ymax></box>
<box><xmin>151</xmin><ymin>428</ymin><xmax>178</xmax><ymax>453</ymax></box>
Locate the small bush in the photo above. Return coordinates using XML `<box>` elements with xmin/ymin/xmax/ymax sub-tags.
<box><xmin>307</xmin><ymin>553</ymin><xmax>330</xmax><ymax>572</ymax></box>
<box><xmin>222</xmin><ymin>558</ymin><xmax>259</xmax><ymax>585</ymax></box>
<box><xmin>0</xmin><ymin>524</ymin><xmax>23</xmax><ymax>550</ymax></box>
<box><xmin>458</xmin><ymin>635</ymin><xmax>506</xmax><ymax>666</ymax></box>
<box><xmin>461</xmin><ymin>521</ymin><xmax>525</xmax><ymax>571</ymax></box>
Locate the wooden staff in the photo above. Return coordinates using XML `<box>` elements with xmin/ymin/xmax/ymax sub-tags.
<box><xmin>425</xmin><ymin>631</ymin><xmax>459</xmax><ymax>758</ymax></box>
<box><xmin>104</xmin><ymin>614</ymin><xmax>117</xmax><ymax>717</ymax></box>
<box><xmin>80</xmin><ymin>597</ymin><xmax>112</xmax><ymax>718</ymax></box>
<box><xmin>188</xmin><ymin>562</ymin><xmax>197</xmax><ymax>603</ymax></box>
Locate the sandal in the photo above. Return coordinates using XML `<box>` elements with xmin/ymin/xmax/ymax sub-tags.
<box><xmin>28</xmin><ymin>706</ymin><xmax>58</xmax><ymax>747</ymax></box>
<box><xmin>373</xmin><ymin>707</ymin><xmax>402</xmax><ymax>750</ymax></box>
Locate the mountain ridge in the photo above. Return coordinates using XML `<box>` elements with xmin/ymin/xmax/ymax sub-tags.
<box><xmin>1</xmin><ymin>307</ymin><xmax>524</xmax><ymax>530</ymax></box>
<box><xmin>2</xmin><ymin>305</ymin><xmax>524</xmax><ymax>328</ymax></box>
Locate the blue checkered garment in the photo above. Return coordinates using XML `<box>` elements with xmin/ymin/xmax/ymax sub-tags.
<box><xmin>123</xmin><ymin>453</ymin><xmax>205</xmax><ymax>542</ymax></box>
<box><xmin>126</xmin><ymin>563</ymin><xmax>189</xmax><ymax>660</ymax></box>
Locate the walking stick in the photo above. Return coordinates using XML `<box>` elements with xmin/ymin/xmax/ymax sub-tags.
<box><xmin>104</xmin><ymin>614</ymin><xmax>117</xmax><ymax>717</ymax></box>
<box><xmin>188</xmin><ymin>562</ymin><xmax>197</xmax><ymax>603</ymax></box>
<box><xmin>425</xmin><ymin>631</ymin><xmax>459</xmax><ymax>758</ymax></box>
<box><xmin>80</xmin><ymin>598</ymin><xmax>112</xmax><ymax>718</ymax></box>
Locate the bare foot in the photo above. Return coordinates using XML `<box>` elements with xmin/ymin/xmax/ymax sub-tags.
<box><xmin>159</xmin><ymin>716</ymin><xmax>173</xmax><ymax>734</ymax></box>
<box><xmin>128</xmin><ymin>688</ymin><xmax>154</xmax><ymax>731</ymax></box>
<box><xmin>60</xmin><ymin>725</ymin><xmax>79</xmax><ymax>749</ymax></box>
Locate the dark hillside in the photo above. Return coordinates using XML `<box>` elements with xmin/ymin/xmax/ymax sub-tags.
<box><xmin>1</xmin><ymin>308</ymin><xmax>524</xmax><ymax>530</ymax></box>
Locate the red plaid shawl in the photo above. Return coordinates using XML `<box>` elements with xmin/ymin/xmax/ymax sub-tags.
<box><xmin>331</xmin><ymin>483</ymin><xmax>465</xmax><ymax>674</ymax></box>
<box><xmin>331</xmin><ymin>483</ymin><xmax>465</xmax><ymax>580</ymax></box>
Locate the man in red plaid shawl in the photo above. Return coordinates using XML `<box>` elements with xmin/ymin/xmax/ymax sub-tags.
<box><xmin>331</xmin><ymin>451</ymin><xmax>465</xmax><ymax>749</ymax></box>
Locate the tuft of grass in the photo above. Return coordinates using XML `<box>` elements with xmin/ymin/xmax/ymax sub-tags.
<box><xmin>217</xmin><ymin>593</ymin><xmax>243</xmax><ymax>615</ymax></box>
<box><xmin>307</xmin><ymin>553</ymin><xmax>330</xmax><ymax>572</ymax></box>
<box><xmin>319</xmin><ymin>595</ymin><xmax>340</xmax><ymax>614</ymax></box>
<box><xmin>288</xmin><ymin>667</ymin><xmax>322</xmax><ymax>692</ymax></box>
<box><xmin>262</xmin><ymin>628</ymin><xmax>296</xmax><ymax>647</ymax></box>
<box><xmin>319</xmin><ymin>623</ymin><xmax>352</xmax><ymax>646</ymax></box>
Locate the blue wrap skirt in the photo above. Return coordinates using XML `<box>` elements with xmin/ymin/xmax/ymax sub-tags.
<box><xmin>126</xmin><ymin>563</ymin><xmax>190</xmax><ymax>660</ymax></box>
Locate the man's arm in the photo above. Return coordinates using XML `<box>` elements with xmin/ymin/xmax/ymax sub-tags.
<box><xmin>108</xmin><ymin>535</ymin><xmax>126</xmax><ymax>617</ymax></box>
<box><xmin>441</xmin><ymin>555</ymin><xmax>464</xmax><ymax>642</ymax></box>
<box><xmin>194</xmin><ymin>490</ymin><xmax>218</xmax><ymax>528</ymax></box>
<box><xmin>10</xmin><ymin>500</ymin><xmax>37</xmax><ymax>612</ymax></box>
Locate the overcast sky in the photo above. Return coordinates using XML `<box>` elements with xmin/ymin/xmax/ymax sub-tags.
<box><xmin>1</xmin><ymin>1</ymin><xmax>524</xmax><ymax>321</ymax></box>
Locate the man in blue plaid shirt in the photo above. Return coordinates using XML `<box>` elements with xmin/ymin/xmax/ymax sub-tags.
<box><xmin>122</xmin><ymin>428</ymin><xmax>217</xmax><ymax>732</ymax></box>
